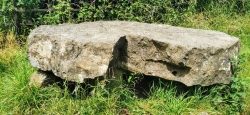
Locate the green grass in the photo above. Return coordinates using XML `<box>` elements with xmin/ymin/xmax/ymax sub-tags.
<box><xmin>1</xmin><ymin>11</ymin><xmax>250</xmax><ymax>115</ymax></box>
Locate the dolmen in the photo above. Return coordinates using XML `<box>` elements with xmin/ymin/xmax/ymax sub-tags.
<box><xmin>27</xmin><ymin>21</ymin><xmax>240</xmax><ymax>86</ymax></box>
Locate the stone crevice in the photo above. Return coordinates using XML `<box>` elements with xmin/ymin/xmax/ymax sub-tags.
<box><xmin>145</xmin><ymin>59</ymin><xmax>191</xmax><ymax>78</ymax></box>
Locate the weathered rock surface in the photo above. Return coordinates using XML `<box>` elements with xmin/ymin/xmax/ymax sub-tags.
<box><xmin>29</xmin><ymin>70</ymin><xmax>61</xmax><ymax>87</ymax></box>
<box><xmin>27</xmin><ymin>21</ymin><xmax>240</xmax><ymax>86</ymax></box>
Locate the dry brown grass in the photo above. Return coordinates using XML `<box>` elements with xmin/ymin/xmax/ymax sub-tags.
<box><xmin>0</xmin><ymin>32</ymin><xmax>17</xmax><ymax>49</ymax></box>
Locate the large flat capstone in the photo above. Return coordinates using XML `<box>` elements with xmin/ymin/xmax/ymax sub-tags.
<box><xmin>27</xmin><ymin>21</ymin><xmax>240</xmax><ymax>86</ymax></box>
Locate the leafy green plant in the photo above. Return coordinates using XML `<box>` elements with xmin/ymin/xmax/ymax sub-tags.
<box><xmin>43</xmin><ymin>0</ymin><xmax>73</xmax><ymax>25</ymax></box>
